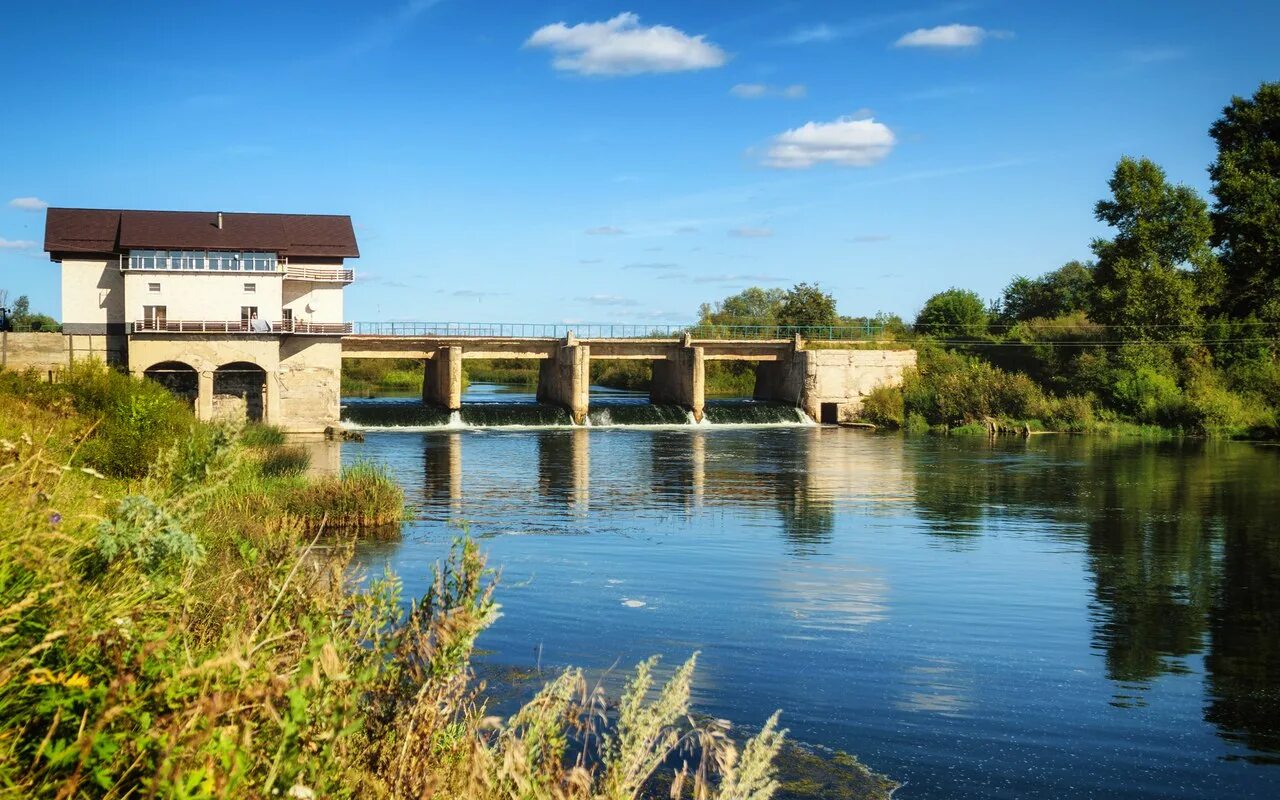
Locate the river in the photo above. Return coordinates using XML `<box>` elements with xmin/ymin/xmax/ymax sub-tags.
<box><xmin>340</xmin><ymin>384</ymin><xmax>1280</xmax><ymax>799</ymax></box>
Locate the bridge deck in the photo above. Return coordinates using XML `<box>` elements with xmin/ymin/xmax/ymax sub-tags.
<box><xmin>340</xmin><ymin>336</ymin><xmax>797</xmax><ymax>361</ymax></box>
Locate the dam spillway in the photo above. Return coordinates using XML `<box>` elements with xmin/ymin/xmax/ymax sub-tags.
<box><xmin>340</xmin><ymin>397</ymin><xmax>814</xmax><ymax>430</ymax></box>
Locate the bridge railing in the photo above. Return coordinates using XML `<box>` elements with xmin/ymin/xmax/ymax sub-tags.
<box><xmin>350</xmin><ymin>322</ymin><xmax>887</xmax><ymax>340</ymax></box>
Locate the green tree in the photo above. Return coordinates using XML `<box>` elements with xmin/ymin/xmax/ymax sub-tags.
<box><xmin>5</xmin><ymin>294</ymin><xmax>59</xmax><ymax>332</ymax></box>
<box><xmin>1091</xmin><ymin>157</ymin><xmax>1218</xmax><ymax>340</ymax></box>
<box><xmin>775</xmin><ymin>283</ymin><xmax>838</xmax><ymax>328</ymax></box>
<box><xmin>915</xmin><ymin>288</ymin><xmax>989</xmax><ymax>339</ymax></box>
<box><xmin>1208</xmin><ymin>81</ymin><xmax>1280</xmax><ymax>323</ymax></box>
<box><xmin>697</xmin><ymin>287</ymin><xmax>786</xmax><ymax>326</ymax></box>
<box><xmin>997</xmin><ymin>261</ymin><xmax>1095</xmax><ymax>324</ymax></box>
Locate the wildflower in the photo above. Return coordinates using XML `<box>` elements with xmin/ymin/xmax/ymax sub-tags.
<box><xmin>287</xmin><ymin>784</ymin><xmax>315</xmax><ymax>799</ymax></box>
<box><xmin>49</xmin><ymin>512</ymin><xmax>61</xmax><ymax>525</ymax></box>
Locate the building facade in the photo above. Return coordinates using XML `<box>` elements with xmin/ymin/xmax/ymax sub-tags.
<box><xmin>45</xmin><ymin>208</ymin><xmax>358</xmax><ymax>432</ymax></box>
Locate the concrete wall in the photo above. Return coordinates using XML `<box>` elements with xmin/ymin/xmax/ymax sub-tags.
<box><xmin>60</xmin><ymin>257</ymin><xmax>124</xmax><ymax>333</ymax></box>
<box><xmin>279</xmin><ymin>338</ymin><xmax>343</xmax><ymax>433</ymax></box>
<box><xmin>798</xmin><ymin>348</ymin><xmax>917</xmax><ymax>422</ymax></box>
<box><xmin>0</xmin><ymin>332</ymin><xmax>71</xmax><ymax>375</ymax></box>
<box><xmin>123</xmin><ymin>272</ymin><xmax>283</xmax><ymax>323</ymax></box>
<box><xmin>283</xmin><ymin>277</ymin><xmax>344</xmax><ymax>325</ymax></box>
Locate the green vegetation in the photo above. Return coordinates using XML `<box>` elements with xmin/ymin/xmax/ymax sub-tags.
<box><xmin>0</xmin><ymin>363</ymin><xmax>794</xmax><ymax>798</ymax></box>
<box><xmin>0</xmin><ymin>293</ymin><xmax>60</xmax><ymax>332</ymax></box>
<box><xmin>852</xmin><ymin>82</ymin><xmax>1280</xmax><ymax>438</ymax></box>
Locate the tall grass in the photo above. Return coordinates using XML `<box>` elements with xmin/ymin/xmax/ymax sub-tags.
<box><xmin>0</xmin><ymin>366</ymin><xmax>794</xmax><ymax>799</ymax></box>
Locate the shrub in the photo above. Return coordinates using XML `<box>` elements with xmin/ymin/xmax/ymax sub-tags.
<box><xmin>1111</xmin><ymin>366</ymin><xmax>1183</xmax><ymax>423</ymax></box>
<box><xmin>61</xmin><ymin>362</ymin><xmax>195</xmax><ymax>477</ymax></box>
<box><xmin>858</xmin><ymin>384</ymin><xmax>904</xmax><ymax>428</ymax></box>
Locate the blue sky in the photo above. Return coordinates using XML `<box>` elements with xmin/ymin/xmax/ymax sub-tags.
<box><xmin>2</xmin><ymin>1</ymin><xmax>1277</xmax><ymax>324</ymax></box>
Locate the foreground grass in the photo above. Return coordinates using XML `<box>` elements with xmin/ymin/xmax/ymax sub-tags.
<box><xmin>0</xmin><ymin>364</ymin><xmax>802</xmax><ymax>799</ymax></box>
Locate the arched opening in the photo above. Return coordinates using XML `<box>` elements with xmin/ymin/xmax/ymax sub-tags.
<box><xmin>143</xmin><ymin>361</ymin><xmax>198</xmax><ymax>407</ymax></box>
<box><xmin>213</xmin><ymin>361</ymin><xmax>267</xmax><ymax>422</ymax></box>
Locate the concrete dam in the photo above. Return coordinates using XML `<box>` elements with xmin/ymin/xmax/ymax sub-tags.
<box><xmin>342</xmin><ymin>332</ymin><xmax>916</xmax><ymax>428</ymax></box>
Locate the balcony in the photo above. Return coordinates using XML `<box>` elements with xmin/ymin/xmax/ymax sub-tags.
<box><xmin>284</xmin><ymin>264</ymin><xmax>354</xmax><ymax>283</ymax></box>
<box><xmin>132</xmin><ymin>319</ymin><xmax>352</xmax><ymax>335</ymax></box>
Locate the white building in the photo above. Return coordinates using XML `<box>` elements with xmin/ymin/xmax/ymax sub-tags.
<box><xmin>45</xmin><ymin>208</ymin><xmax>358</xmax><ymax>431</ymax></box>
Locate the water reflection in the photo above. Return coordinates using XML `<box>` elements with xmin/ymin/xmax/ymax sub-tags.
<box><xmin>354</xmin><ymin>427</ymin><xmax>1280</xmax><ymax>792</ymax></box>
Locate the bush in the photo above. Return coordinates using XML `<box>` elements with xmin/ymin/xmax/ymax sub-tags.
<box><xmin>1111</xmin><ymin>366</ymin><xmax>1183</xmax><ymax>423</ymax></box>
<box><xmin>241</xmin><ymin>422</ymin><xmax>286</xmax><ymax>447</ymax></box>
<box><xmin>858</xmin><ymin>384</ymin><xmax>904</xmax><ymax>428</ymax></box>
<box><xmin>61</xmin><ymin>362</ymin><xmax>195</xmax><ymax>477</ymax></box>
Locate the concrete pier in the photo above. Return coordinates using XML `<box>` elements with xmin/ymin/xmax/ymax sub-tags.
<box><xmin>536</xmin><ymin>337</ymin><xmax>590</xmax><ymax>424</ymax></box>
<box><xmin>422</xmin><ymin>345</ymin><xmax>462</xmax><ymax>410</ymax></box>
<box><xmin>650</xmin><ymin>345</ymin><xmax>705</xmax><ymax>421</ymax></box>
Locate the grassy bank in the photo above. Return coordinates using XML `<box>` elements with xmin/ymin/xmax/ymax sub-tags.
<box><xmin>0</xmin><ymin>363</ymin><xmax>835</xmax><ymax>799</ymax></box>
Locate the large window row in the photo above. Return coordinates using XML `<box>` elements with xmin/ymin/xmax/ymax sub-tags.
<box><xmin>128</xmin><ymin>250</ymin><xmax>278</xmax><ymax>272</ymax></box>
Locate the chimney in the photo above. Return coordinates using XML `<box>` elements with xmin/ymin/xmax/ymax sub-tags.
<box><xmin>217</xmin><ymin>212</ymin><xmax>223</xmax><ymax>230</ymax></box>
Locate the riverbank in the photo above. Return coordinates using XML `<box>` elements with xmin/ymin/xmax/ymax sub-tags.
<box><xmin>0</xmin><ymin>363</ymin><xmax>854</xmax><ymax>798</ymax></box>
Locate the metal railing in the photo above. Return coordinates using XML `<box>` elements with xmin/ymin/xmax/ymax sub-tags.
<box><xmin>284</xmin><ymin>265</ymin><xmax>355</xmax><ymax>282</ymax></box>
<box><xmin>349</xmin><ymin>321</ymin><xmax>887</xmax><ymax>340</ymax></box>
<box><xmin>133</xmin><ymin>319</ymin><xmax>352</xmax><ymax>335</ymax></box>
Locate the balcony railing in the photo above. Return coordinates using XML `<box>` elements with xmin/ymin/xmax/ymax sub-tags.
<box><xmin>284</xmin><ymin>265</ymin><xmax>354</xmax><ymax>283</ymax></box>
<box><xmin>133</xmin><ymin>319</ymin><xmax>352</xmax><ymax>335</ymax></box>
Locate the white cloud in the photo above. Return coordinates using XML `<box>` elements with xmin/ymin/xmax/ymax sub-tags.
<box><xmin>894</xmin><ymin>24</ymin><xmax>1009</xmax><ymax>49</ymax></box>
<box><xmin>1124</xmin><ymin>47</ymin><xmax>1186</xmax><ymax>65</ymax></box>
<box><xmin>729</xmin><ymin>227</ymin><xmax>773</xmax><ymax>238</ymax></box>
<box><xmin>623</xmin><ymin>262</ymin><xmax>679</xmax><ymax>270</ymax></box>
<box><xmin>850</xmin><ymin>234</ymin><xmax>891</xmax><ymax>243</ymax></box>
<box><xmin>730</xmin><ymin>83</ymin><xmax>806</xmax><ymax>99</ymax></box>
<box><xmin>0</xmin><ymin>237</ymin><xmax>37</xmax><ymax>250</ymax></box>
<box><xmin>8</xmin><ymin>197</ymin><xmax>48</xmax><ymax>212</ymax></box>
<box><xmin>525</xmin><ymin>12</ymin><xmax>727</xmax><ymax>76</ymax></box>
<box><xmin>763</xmin><ymin>116</ymin><xmax>895</xmax><ymax>168</ymax></box>
<box><xmin>586</xmin><ymin>225</ymin><xmax>626</xmax><ymax>236</ymax></box>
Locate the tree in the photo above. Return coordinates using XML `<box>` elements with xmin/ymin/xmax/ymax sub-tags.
<box><xmin>915</xmin><ymin>288</ymin><xmax>989</xmax><ymax>339</ymax></box>
<box><xmin>6</xmin><ymin>294</ymin><xmax>60</xmax><ymax>332</ymax></box>
<box><xmin>775</xmin><ymin>283</ymin><xmax>838</xmax><ymax>328</ymax></box>
<box><xmin>697</xmin><ymin>287</ymin><xmax>786</xmax><ymax>326</ymax></box>
<box><xmin>1090</xmin><ymin>157</ymin><xmax>1218</xmax><ymax>340</ymax></box>
<box><xmin>996</xmin><ymin>261</ymin><xmax>1095</xmax><ymax>324</ymax></box>
<box><xmin>1209</xmin><ymin>81</ymin><xmax>1280</xmax><ymax>322</ymax></box>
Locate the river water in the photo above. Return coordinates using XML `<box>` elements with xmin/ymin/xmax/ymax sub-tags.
<box><xmin>343</xmin><ymin>385</ymin><xmax>1280</xmax><ymax>800</ymax></box>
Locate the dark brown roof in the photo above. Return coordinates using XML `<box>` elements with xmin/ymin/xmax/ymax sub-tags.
<box><xmin>44</xmin><ymin>208</ymin><xmax>359</xmax><ymax>259</ymax></box>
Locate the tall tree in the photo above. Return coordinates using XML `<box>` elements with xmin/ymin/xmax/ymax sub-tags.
<box><xmin>1208</xmin><ymin>81</ymin><xmax>1280</xmax><ymax>322</ymax></box>
<box><xmin>996</xmin><ymin>261</ymin><xmax>1095</xmax><ymax>324</ymax></box>
<box><xmin>775</xmin><ymin>283</ymin><xmax>838</xmax><ymax>328</ymax></box>
<box><xmin>698</xmin><ymin>287</ymin><xmax>786</xmax><ymax>326</ymax></box>
<box><xmin>1091</xmin><ymin>157</ymin><xmax>1218</xmax><ymax>340</ymax></box>
<box><xmin>915</xmin><ymin>288</ymin><xmax>989</xmax><ymax>339</ymax></box>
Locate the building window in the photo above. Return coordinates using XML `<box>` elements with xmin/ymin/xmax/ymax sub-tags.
<box><xmin>243</xmin><ymin>282</ymin><xmax>256</xmax><ymax>293</ymax></box>
<box><xmin>148</xmin><ymin>282</ymin><xmax>161</xmax><ymax>293</ymax></box>
<box><xmin>128</xmin><ymin>249</ymin><xmax>277</xmax><ymax>272</ymax></box>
